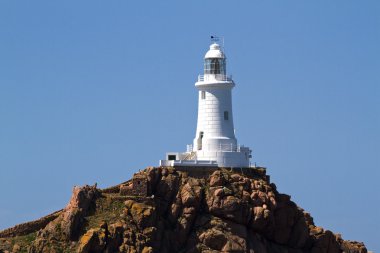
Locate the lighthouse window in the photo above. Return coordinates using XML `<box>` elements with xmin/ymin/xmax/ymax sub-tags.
<box><xmin>201</xmin><ymin>91</ymin><xmax>206</xmax><ymax>99</ymax></box>
<box><xmin>224</xmin><ymin>111</ymin><xmax>229</xmax><ymax>120</ymax></box>
<box><xmin>204</xmin><ymin>58</ymin><xmax>226</xmax><ymax>75</ymax></box>
<box><xmin>213</xmin><ymin>59</ymin><xmax>220</xmax><ymax>74</ymax></box>
<box><xmin>168</xmin><ymin>155</ymin><xmax>177</xmax><ymax>160</ymax></box>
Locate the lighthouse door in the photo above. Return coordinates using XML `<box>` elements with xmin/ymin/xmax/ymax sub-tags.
<box><xmin>197</xmin><ymin>132</ymin><xmax>204</xmax><ymax>150</ymax></box>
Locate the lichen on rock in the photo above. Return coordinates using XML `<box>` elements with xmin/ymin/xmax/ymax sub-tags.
<box><xmin>0</xmin><ymin>167</ymin><xmax>368</xmax><ymax>253</ymax></box>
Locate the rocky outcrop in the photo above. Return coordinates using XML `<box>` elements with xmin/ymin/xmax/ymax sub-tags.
<box><xmin>0</xmin><ymin>167</ymin><xmax>368</xmax><ymax>253</ymax></box>
<box><xmin>0</xmin><ymin>210</ymin><xmax>62</xmax><ymax>238</ymax></box>
<box><xmin>29</xmin><ymin>184</ymin><xmax>100</xmax><ymax>252</ymax></box>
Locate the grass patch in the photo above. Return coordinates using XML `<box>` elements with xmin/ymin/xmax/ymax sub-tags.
<box><xmin>83</xmin><ymin>194</ymin><xmax>126</xmax><ymax>230</ymax></box>
<box><xmin>0</xmin><ymin>232</ymin><xmax>38</xmax><ymax>252</ymax></box>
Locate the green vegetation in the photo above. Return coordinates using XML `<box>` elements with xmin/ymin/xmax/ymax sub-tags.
<box><xmin>0</xmin><ymin>232</ymin><xmax>37</xmax><ymax>252</ymax></box>
<box><xmin>83</xmin><ymin>193</ymin><xmax>126</xmax><ymax>230</ymax></box>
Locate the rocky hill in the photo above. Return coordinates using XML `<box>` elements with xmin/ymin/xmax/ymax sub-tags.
<box><xmin>0</xmin><ymin>166</ymin><xmax>367</xmax><ymax>253</ymax></box>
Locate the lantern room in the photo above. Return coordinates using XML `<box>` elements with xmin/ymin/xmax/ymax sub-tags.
<box><xmin>204</xmin><ymin>43</ymin><xmax>226</xmax><ymax>75</ymax></box>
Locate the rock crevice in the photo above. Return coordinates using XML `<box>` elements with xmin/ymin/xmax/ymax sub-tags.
<box><xmin>0</xmin><ymin>167</ymin><xmax>367</xmax><ymax>253</ymax></box>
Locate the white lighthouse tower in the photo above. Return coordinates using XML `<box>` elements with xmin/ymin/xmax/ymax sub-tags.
<box><xmin>160</xmin><ymin>41</ymin><xmax>251</xmax><ymax>168</ymax></box>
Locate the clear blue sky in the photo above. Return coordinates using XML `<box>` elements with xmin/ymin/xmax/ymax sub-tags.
<box><xmin>0</xmin><ymin>1</ymin><xmax>379</xmax><ymax>251</ymax></box>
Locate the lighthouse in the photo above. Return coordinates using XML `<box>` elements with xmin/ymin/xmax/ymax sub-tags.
<box><xmin>160</xmin><ymin>41</ymin><xmax>251</xmax><ymax>168</ymax></box>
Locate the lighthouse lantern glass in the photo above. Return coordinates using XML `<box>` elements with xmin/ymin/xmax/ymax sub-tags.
<box><xmin>204</xmin><ymin>58</ymin><xmax>226</xmax><ymax>75</ymax></box>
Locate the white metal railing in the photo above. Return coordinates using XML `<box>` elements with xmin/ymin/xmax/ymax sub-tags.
<box><xmin>198</xmin><ymin>74</ymin><xmax>232</xmax><ymax>82</ymax></box>
<box><xmin>201</xmin><ymin>144</ymin><xmax>240</xmax><ymax>152</ymax></box>
<box><xmin>218</xmin><ymin>143</ymin><xmax>238</xmax><ymax>152</ymax></box>
<box><xmin>187</xmin><ymin>143</ymin><xmax>251</xmax><ymax>153</ymax></box>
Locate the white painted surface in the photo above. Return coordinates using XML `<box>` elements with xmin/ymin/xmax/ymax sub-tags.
<box><xmin>160</xmin><ymin>42</ymin><xmax>251</xmax><ymax>168</ymax></box>
<box><xmin>193</xmin><ymin>81</ymin><xmax>237</xmax><ymax>151</ymax></box>
<box><xmin>159</xmin><ymin>159</ymin><xmax>218</xmax><ymax>167</ymax></box>
<box><xmin>205</xmin><ymin>43</ymin><xmax>225</xmax><ymax>58</ymax></box>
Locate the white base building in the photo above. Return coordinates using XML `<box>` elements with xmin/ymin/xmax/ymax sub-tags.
<box><xmin>160</xmin><ymin>42</ymin><xmax>252</xmax><ymax>168</ymax></box>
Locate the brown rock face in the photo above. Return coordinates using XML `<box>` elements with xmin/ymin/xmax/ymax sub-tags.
<box><xmin>28</xmin><ymin>184</ymin><xmax>100</xmax><ymax>252</ymax></box>
<box><xmin>0</xmin><ymin>167</ymin><xmax>368</xmax><ymax>253</ymax></box>
<box><xmin>62</xmin><ymin>185</ymin><xmax>101</xmax><ymax>240</ymax></box>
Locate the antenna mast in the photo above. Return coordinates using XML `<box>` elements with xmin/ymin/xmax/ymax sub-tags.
<box><xmin>210</xmin><ymin>35</ymin><xmax>225</xmax><ymax>51</ymax></box>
